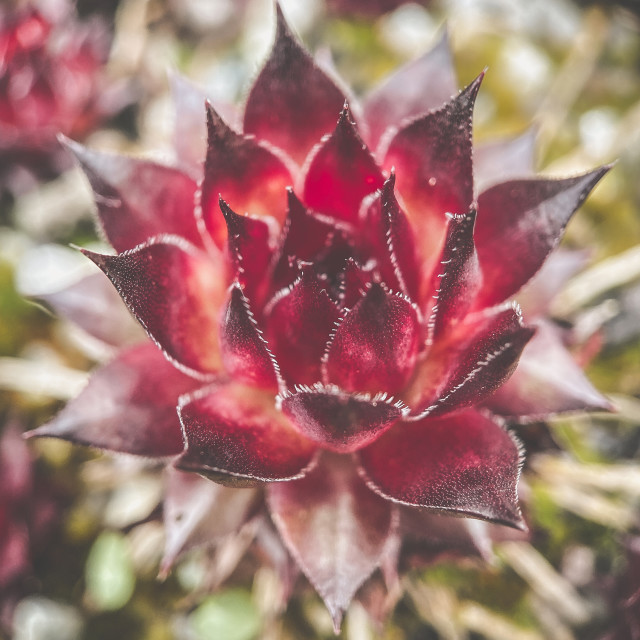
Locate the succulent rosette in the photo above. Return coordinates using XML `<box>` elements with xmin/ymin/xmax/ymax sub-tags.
<box><xmin>0</xmin><ymin>0</ymin><xmax>116</xmax><ymax>189</ymax></box>
<box><xmin>29</xmin><ymin>5</ymin><xmax>612</xmax><ymax>629</ymax></box>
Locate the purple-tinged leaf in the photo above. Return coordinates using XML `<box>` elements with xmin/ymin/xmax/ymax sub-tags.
<box><xmin>160</xmin><ymin>467</ymin><xmax>258</xmax><ymax>576</ymax></box>
<box><xmin>279</xmin><ymin>383</ymin><xmax>403</xmax><ymax>453</ymax></box>
<box><xmin>219</xmin><ymin>284</ymin><xmax>280</xmax><ymax>390</ymax></box>
<box><xmin>324</xmin><ymin>283</ymin><xmax>420</xmax><ymax>395</ymax></box>
<box><xmin>381</xmin><ymin>75</ymin><xmax>482</xmax><ymax>271</ymax></box>
<box><xmin>358</xmin><ymin>409</ymin><xmax>525</xmax><ymax>528</ymax></box>
<box><xmin>361</xmin><ymin>174</ymin><xmax>420</xmax><ymax>300</ymax></box>
<box><xmin>302</xmin><ymin>104</ymin><xmax>384</xmax><ymax>225</ymax></box>
<box><xmin>83</xmin><ymin>236</ymin><xmax>226</xmax><ymax>377</ymax></box>
<box><xmin>64</xmin><ymin>139</ymin><xmax>203</xmax><ymax>252</ymax></box>
<box><xmin>474</xmin><ymin>167</ymin><xmax>611</xmax><ymax>307</ymax></box>
<box><xmin>268</xmin><ymin>452</ymin><xmax>397</xmax><ymax>631</ymax></box>
<box><xmin>177</xmin><ymin>383</ymin><xmax>318</xmax><ymax>484</ymax></box>
<box><xmin>243</xmin><ymin>4</ymin><xmax>347</xmax><ymax>164</ymax></box>
<box><xmin>265</xmin><ymin>271</ymin><xmax>340</xmax><ymax>385</ymax></box>
<box><xmin>486</xmin><ymin>321</ymin><xmax>612</xmax><ymax>420</ymax></box>
<box><xmin>424</xmin><ymin>209</ymin><xmax>481</xmax><ymax>343</ymax></box>
<box><xmin>198</xmin><ymin>103</ymin><xmax>293</xmax><ymax>249</ymax></box>
<box><xmin>339</xmin><ymin>257</ymin><xmax>374</xmax><ymax>309</ymax></box>
<box><xmin>405</xmin><ymin>303</ymin><xmax>534</xmax><ymax>418</ymax></box>
<box><xmin>27</xmin><ymin>341</ymin><xmax>198</xmax><ymax>456</ymax></box>
<box><xmin>364</xmin><ymin>29</ymin><xmax>457</xmax><ymax>152</ymax></box>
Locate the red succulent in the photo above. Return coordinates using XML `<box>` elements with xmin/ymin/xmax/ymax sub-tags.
<box><xmin>0</xmin><ymin>1</ymin><xmax>116</xmax><ymax>190</ymax></box>
<box><xmin>30</xmin><ymin>6</ymin><xmax>611</xmax><ymax>629</ymax></box>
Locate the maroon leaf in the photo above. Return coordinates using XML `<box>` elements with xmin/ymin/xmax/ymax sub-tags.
<box><xmin>302</xmin><ymin>104</ymin><xmax>384</xmax><ymax>225</ymax></box>
<box><xmin>265</xmin><ymin>271</ymin><xmax>341</xmax><ymax>385</ymax></box>
<box><xmin>340</xmin><ymin>257</ymin><xmax>374</xmax><ymax>309</ymax></box>
<box><xmin>160</xmin><ymin>467</ymin><xmax>258</xmax><ymax>576</ymax></box>
<box><xmin>381</xmin><ymin>75</ymin><xmax>482</xmax><ymax>270</ymax></box>
<box><xmin>364</xmin><ymin>29</ymin><xmax>457</xmax><ymax>152</ymax></box>
<box><xmin>242</xmin><ymin>3</ymin><xmax>347</xmax><ymax>164</ymax></box>
<box><xmin>324</xmin><ymin>283</ymin><xmax>420</xmax><ymax>395</ymax></box>
<box><xmin>83</xmin><ymin>236</ymin><xmax>226</xmax><ymax>377</ymax></box>
<box><xmin>405</xmin><ymin>303</ymin><xmax>534</xmax><ymax>418</ymax></box>
<box><xmin>474</xmin><ymin>127</ymin><xmax>537</xmax><ymax>192</ymax></box>
<box><xmin>64</xmin><ymin>139</ymin><xmax>203</xmax><ymax>252</ymax></box>
<box><xmin>177</xmin><ymin>383</ymin><xmax>318</xmax><ymax>483</ymax></box>
<box><xmin>361</xmin><ymin>174</ymin><xmax>420</xmax><ymax>300</ymax></box>
<box><xmin>199</xmin><ymin>103</ymin><xmax>293</xmax><ymax>249</ymax></box>
<box><xmin>474</xmin><ymin>167</ymin><xmax>611</xmax><ymax>307</ymax></box>
<box><xmin>27</xmin><ymin>341</ymin><xmax>198</xmax><ymax>456</ymax></box>
<box><xmin>279</xmin><ymin>384</ymin><xmax>404</xmax><ymax>453</ymax></box>
<box><xmin>424</xmin><ymin>210</ymin><xmax>481</xmax><ymax>343</ymax></box>
<box><xmin>268</xmin><ymin>452</ymin><xmax>397</xmax><ymax>631</ymax></box>
<box><xmin>219</xmin><ymin>283</ymin><xmax>280</xmax><ymax>390</ymax></box>
<box><xmin>486</xmin><ymin>321</ymin><xmax>612</xmax><ymax>420</ymax></box>
<box><xmin>358</xmin><ymin>409</ymin><xmax>525</xmax><ymax>528</ymax></box>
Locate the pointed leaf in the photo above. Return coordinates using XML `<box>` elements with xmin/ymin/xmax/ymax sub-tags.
<box><xmin>243</xmin><ymin>4</ymin><xmax>347</xmax><ymax>164</ymax></box>
<box><xmin>424</xmin><ymin>210</ymin><xmax>481</xmax><ymax>343</ymax></box>
<box><xmin>219</xmin><ymin>284</ymin><xmax>280</xmax><ymax>389</ymax></box>
<box><xmin>65</xmin><ymin>140</ymin><xmax>203</xmax><ymax>252</ymax></box>
<box><xmin>83</xmin><ymin>236</ymin><xmax>226</xmax><ymax>377</ymax></box>
<box><xmin>324</xmin><ymin>283</ymin><xmax>420</xmax><ymax>395</ymax></box>
<box><xmin>268</xmin><ymin>452</ymin><xmax>396</xmax><ymax>631</ymax></box>
<box><xmin>364</xmin><ymin>29</ymin><xmax>457</xmax><ymax>151</ymax></box>
<box><xmin>28</xmin><ymin>342</ymin><xmax>198</xmax><ymax>456</ymax></box>
<box><xmin>265</xmin><ymin>272</ymin><xmax>341</xmax><ymax>385</ymax></box>
<box><xmin>176</xmin><ymin>383</ymin><xmax>318</xmax><ymax>483</ymax></box>
<box><xmin>199</xmin><ymin>104</ymin><xmax>293</xmax><ymax>248</ymax></box>
<box><xmin>279</xmin><ymin>383</ymin><xmax>403</xmax><ymax>453</ymax></box>
<box><xmin>486</xmin><ymin>321</ymin><xmax>612</xmax><ymax>420</ymax></box>
<box><xmin>382</xmin><ymin>75</ymin><xmax>482</xmax><ymax>269</ymax></box>
<box><xmin>474</xmin><ymin>167</ymin><xmax>610</xmax><ymax>307</ymax></box>
<box><xmin>303</xmin><ymin>105</ymin><xmax>384</xmax><ymax>225</ymax></box>
<box><xmin>340</xmin><ymin>257</ymin><xmax>374</xmax><ymax>309</ymax></box>
<box><xmin>358</xmin><ymin>409</ymin><xmax>525</xmax><ymax>528</ymax></box>
<box><xmin>161</xmin><ymin>467</ymin><xmax>257</xmax><ymax>575</ymax></box>
<box><xmin>405</xmin><ymin>303</ymin><xmax>534</xmax><ymax>418</ymax></box>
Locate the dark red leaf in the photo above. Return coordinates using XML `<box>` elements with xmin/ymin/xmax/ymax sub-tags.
<box><xmin>242</xmin><ymin>4</ymin><xmax>347</xmax><ymax>164</ymax></box>
<box><xmin>83</xmin><ymin>236</ymin><xmax>226</xmax><ymax>377</ymax></box>
<box><xmin>268</xmin><ymin>452</ymin><xmax>396</xmax><ymax>631</ymax></box>
<box><xmin>302</xmin><ymin>104</ymin><xmax>384</xmax><ymax>225</ymax></box>
<box><xmin>339</xmin><ymin>257</ymin><xmax>374</xmax><ymax>309</ymax></box>
<box><xmin>363</xmin><ymin>29</ymin><xmax>457</xmax><ymax>152</ymax></box>
<box><xmin>64</xmin><ymin>139</ymin><xmax>203</xmax><ymax>252</ymax></box>
<box><xmin>279</xmin><ymin>384</ymin><xmax>404</xmax><ymax>453</ymax></box>
<box><xmin>198</xmin><ymin>103</ymin><xmax>293</xmax><ymax>249</ymax></box>
<box><xmin>358</xmin><ymin>409</ymin><xmax>525</xmax><ymax>528</ymax></box>
<box><xmin>27</xmin><ymin>341</ymin><xmax>198</xmax><ymax>456</ymax></box>
<box><xmin>324</xmin><ymin>282</ymin><xmax>420</xmax><ymax>395</ymax></box>
<box><xmin>474</xmin><ymin>167</ymin><xmax>611</xmax><ymax>307</ymax></box>
<box><xmin>177</xmin><ymin>383</ymin><xmax>318</xmax><ymax>483</ymax></box>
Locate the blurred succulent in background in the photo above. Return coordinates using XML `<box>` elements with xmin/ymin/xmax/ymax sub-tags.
<box><xmin>0</xmin><ymin>0</ymin><xmax>123</xmax><ymax>193</ymax></box>
<box><xmin>27</xmin><ymin>2</ymin><xmax>613</xmax><ymax>631</ymax></box>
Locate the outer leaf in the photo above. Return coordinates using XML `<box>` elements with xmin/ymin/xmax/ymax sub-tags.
<box><xmin>176</xmin><ymin>383</ymin><xmax>318</xmax><ymax>483</ymax></box>
<box><xmin>219</xmin><ymin>283</ymin><xmax>280</xmax><ymax>389</ymax></box>
<box><xmin>302</xmin><ymin>104</ymin><xmax>384</xmax><ymax>225</ymax></box>
<box><xmin>485</xmin><ymin>321</ymin><xmax>612</xmax><ymax>420</ymax></box>
<box><xmin>279</xmin><ymin>384</ymin><xmax>403</xmax><ymax>453</ymax></box>
<box><xmin>199</xmin><ymin>104</ymin><xmax>292</xmax><ymax>249</ymax></box>
<box><xmin>243</xmin><ymin>4</ymin><xmax>346</xmax><ymax>164</ymax></box>
<box><xmin>474</xmin><ymin>167</ymin><xmax>611</xmax><ymax>307</ymax></box>
<box><xmin>358</xmin><ymin>409</ymin><xmax>525</xmax><ymax>528</ymax></box>
<box><xmin>324</xmin><ymin>283</ymin><xmax>420</xmax><ymax>395</ymax></box>
<box><xmin>381</xmin><ymin>75</ymin><xmax>482</xmax><ymax>270</ymax></box>
<box><xmin>83</xmin><ymin>236</ymin><xmax>226</xmax><ymax>377</ymax></box>
<box><xmin>268</xmin><ymin>452</ymin><xmax>396</xmax><ymax>631</ymax></box>
<box><xmin>364</xmin><ymin>29</ymin><xmax>457</xmax><ymax>152</ymax></box>
<box><xmin>27</xmin><ymin>341</ymin><xmax>198</xmax><ymax>456</ymax></box>
<box><xmin>160</xmin><ymin>467</ymin><xmax>257</xmax><ymax>576</ymax></box>
<box><xmin>64</xmin><ymin>139</ymin><xmax>203</xmax><ymax>252</ymax></box>
<box><xmin>405</xmin><ymin>303</ymin><xmax>534</xmax><ymax>418</ymax></box>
